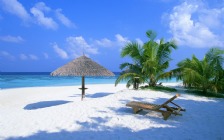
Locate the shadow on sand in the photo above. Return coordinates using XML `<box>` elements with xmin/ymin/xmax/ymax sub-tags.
<box><xmin>5</xmin><ymin>116</ymin><xmax>176</xmax><ymax>140</ymax></box>
<box><xmin>6</xmin><ymin>96</ymin><xmax>224</xmax><ymax>140</ymax></box>
<box><xmin>24</xmin><ymin>100</ymin><xmax>71</xmax><ymax>110</ymax></box>
<box><xmin>86</xmin><ymin>92</ymin><xmax>114</xmax><ymax>98</ymax></box>
<box><xmin>69</xmin><ymin>92</ymin><xmax>113</xmax><ymax>99</ymax></box>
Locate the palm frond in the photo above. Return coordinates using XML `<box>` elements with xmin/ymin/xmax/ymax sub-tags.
<box><xmin>121</xmin><ymin>42</ymin><xmax>143</xmax><ymax>63</ymax></box>
<box><xmin>119</xmin><ymin>63</ymin><xmax>133</xmax><ymax>70</ymax></box>
<box><xmin>116</xmin><ymin>30</ymin><xmax>179</xmax><ymax>87</ymax></box>
<box><xmin>115</xmin><ymin>72</ymin><xmax>140</xmax><ymax>86</ymax></box>
<box><xmin>157</xmin><ymin>40</ymin><xmax>177</xmax><ymax>65</ymax></box>
<box><xmin>146</xmin><ymin>30</ymin><xmax>157</xmax><ymax>41</ymax></box>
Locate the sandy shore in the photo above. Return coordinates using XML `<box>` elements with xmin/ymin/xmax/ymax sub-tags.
<box><xmin>0</xmin><ymin>83</ymin><xmax>224</xmax><ymax>140</ymax></box>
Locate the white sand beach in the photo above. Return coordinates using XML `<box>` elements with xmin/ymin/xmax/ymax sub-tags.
<box><xmin>0</xmin><ymin>83</ymin><xmax>224</xmax><ymax>140</ymax></box>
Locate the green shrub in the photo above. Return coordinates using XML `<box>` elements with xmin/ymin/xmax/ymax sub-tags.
<box><xmin>140</xmin><ymin>85</ymin><xmax>177</xmax><ymax>92</ymax></box>
<box><xmin>185</xmin><ymin>89</ymin><xmax>224</xmax><ymax>98</ymax></box>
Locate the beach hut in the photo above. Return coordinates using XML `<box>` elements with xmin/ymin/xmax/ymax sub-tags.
<box><xmin>50</xmin><ymin>55</ymin><xmax>115</xmax><ymax>100</ymax></box>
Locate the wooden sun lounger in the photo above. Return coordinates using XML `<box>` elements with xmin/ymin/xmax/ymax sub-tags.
<box><xmin>126</xmin><ymin>94</ymin><xmax>186</xmax><ymax>120</ymax></box>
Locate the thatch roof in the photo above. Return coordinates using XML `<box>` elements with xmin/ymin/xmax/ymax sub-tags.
<box><xmin>51</xmin><ymin>55</ymin><xmax>115</xmax><ymax>76</ymax></box>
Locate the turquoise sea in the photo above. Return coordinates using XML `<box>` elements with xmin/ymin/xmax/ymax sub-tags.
<box><xmin>0</xmin><ymin>72</ymin><xmax>178</xmax><ymax>89</ymax></box>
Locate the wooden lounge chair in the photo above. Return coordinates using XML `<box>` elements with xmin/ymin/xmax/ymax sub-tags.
<box><xmin>126</xmin><ymin>94</ymin><xmax>186</xmax><ymax>120</ymax></box>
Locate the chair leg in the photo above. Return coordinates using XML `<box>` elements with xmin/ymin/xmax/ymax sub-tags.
<box><xmin>132</xmin><ymin>107</ymin><xmax>142</xmax><ymax>114</ymax></box>
<box><xmin>162</xmin><ymin>111</ymin><xmax>171</xmax><ymax>120</ymax></box>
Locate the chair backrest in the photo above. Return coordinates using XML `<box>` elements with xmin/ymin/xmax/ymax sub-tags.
<box><xmin>161</xmin><ymin>94</ymin><xmax>179</xmax><ymax>106</ymax></box>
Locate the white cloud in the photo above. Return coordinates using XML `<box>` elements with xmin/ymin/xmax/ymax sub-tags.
<box><xmin>95</xmin><ymin>38</ymin><xmax>113</xmax><ymax>47</ymax></box>
<box><xmin>43</xmin><ymin>53</ymin><xmax>49</xmax><ymax>59</ymax></box>
<box><xmin>53</xmin><ymin>34</ymin><xmax>133</xmax><ymax>59</ymax></box>
<box><xmin>116</xmin><ymin>34</ymin><xmax>129</xmax><ymax>43</ymax></box>
<box><xmin>20</xmin><ymin>53</ymin><xmax>39</xmax><ymax>60</ymax></box>
<box><xmin>0</xmin><ymin>35</ymin><xmax>24</xmax><ymax>43</ymax></box>
<box><xmin>55</xmin><ymin>9</ymin><xmax>75</xmax><ymax>28</ymax></box>
<box><xmin>20</xmin><ymin>53</ymin><xmax>28</xmax><ymax>60</ymax></box>
<box><xmin>30</xmin><ymin>2</ymin><xmax>58</xmax><ymax>30</ymax></box>
<box><xmin>93</xmin><ymin>34</ymin><xmax>134</xmax><ymax>48</ymax></box>
<box><xmin>0</xmin><ymin>1</ymin><xmax>75</xmax><ymax>29</ymax></box>
<box><xmin>0</xmin><ymin>0</ymin><xmax>30</xmax><ymax>21</ymax></box>
<box><xmin>52</xmin><ymin>43</ymin><xmax>68</xmax><ymax>59</ymax></box>
<box><xmin>29</xmin><ymin>54</ymin><xmax>38</xmax><ymax>60</ymax></box>
<box><xmin>167</xmin><ymin>1</ymin><xmax>224</xmax><ymax>48</ymax></box>
<box><xmin>115</xmin><ymin>34</ymin><xmax>130</xmax><ymax>47</ymax></box>
<box><xmin>135</xmin><ymin>38</ymin><xmax>144</xmax><ymax>46</ymax></box>
<box><xmin>66</xmin><ymin>36</ymin><xmax>98</xmax><ymax>57</ymax></box>
<box><xmin>0</xmin><ymin>51</ymin><xmax>15</xmax><ymax>60</ymax></box>
<box><xmin>33</xmin><ymin>2</ymin><xmax>51</xmax><ymax>12</ymax></box>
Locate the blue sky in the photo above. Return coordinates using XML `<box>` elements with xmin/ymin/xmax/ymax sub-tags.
<box><xmin>0</xmin><ymin>0</ymin><xmax>223</xmax><ymax>72</ymax></box>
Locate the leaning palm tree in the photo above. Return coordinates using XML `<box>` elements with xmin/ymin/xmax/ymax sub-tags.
<box><xmin>115</xmin><ymin>42</ymin><xmax>146</xmax><ymax>87</ymax></box>
<box><xmin>172</xmin><ymin>48</ymin><xmax>224</xmax><ymax>94</ymax></box>
<box><xmin>115</xmin><ymin>30</ymin><xmax>177</xmax><ymax>87</ymax></box>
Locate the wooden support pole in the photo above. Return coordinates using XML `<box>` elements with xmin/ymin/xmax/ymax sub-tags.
<box><xmin>81</xmin><ymin>76</ymin><xmax>85</xmax><ymax>100</ymax></box>
<box><xmin>79</xmin><ymin>76</ymin><xmax>87</xmax><ymax>101</ymax></box>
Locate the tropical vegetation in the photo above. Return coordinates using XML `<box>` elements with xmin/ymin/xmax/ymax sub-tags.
<box><xmin>115</xmin><ymin>30</ymin><xmax>177</xmax><ymax>88</ymax></box>
<box><xmin>171</xmin><ymin>48</ymin><xmax>224</xmax><ymax>94</ymax></box>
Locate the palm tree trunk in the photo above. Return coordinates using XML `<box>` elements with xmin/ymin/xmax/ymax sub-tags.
<box><xmin>149</xmin><ymin>75</ymin><xmax>157</xmax><ymax>87</ymax></box>
<box><xmin>149</xmin><ymin>79</ymin><xmax>156</xmax><ymax>86</ymax></box>
<box><xmin>202</xmin><ymin>86</ymin><xmax>207</xmax><ymax>94</ymax></box>
<box><xmin>203</xmin><ymin>89</ymin><xmax>207</xmax><ymax>94</ymax></box>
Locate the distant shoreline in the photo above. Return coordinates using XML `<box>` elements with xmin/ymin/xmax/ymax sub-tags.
<box><xmin>0</xmin><ymin>72</ymin><xmax>121</xmax><ymax>75</ymax></box>
<box><xmin>0</xmin><ymin>72</ymin><xmax>181</xmax><ymax>89</ymax></box>
<box><xmin>0</xmin><ymin>82</ymin><xmax>183</xmax><ymax>91</ymax></box>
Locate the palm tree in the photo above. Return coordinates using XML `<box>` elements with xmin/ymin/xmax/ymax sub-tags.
<box><xmin>115</xmin><ymin>30</ymin><xmax>177</xmax><ymax>87</ymax></box>
<box><xmin>143</xmin><ymin>32</ymin><xmax>177</xmax><ymax>86</ymax></box>
<box><xmin>173</xmin><ymin>48</ymin><xmax>224</xmax><ymax>94</ymax></box>
<box><xmin>115</xmin><ymin>42</ymin><xmax>146</xmax><ymax>87</ymax></box>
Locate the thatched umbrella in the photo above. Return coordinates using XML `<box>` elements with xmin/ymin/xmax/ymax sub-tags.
<box><xmin>51</xmin><ymin>55</ymin><xmax>115</xmax><ymax>100</ymax></box>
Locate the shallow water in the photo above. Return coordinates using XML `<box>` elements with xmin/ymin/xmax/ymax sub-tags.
<box><xmin>0</xmin><ymin>72</ymin><xmax>179</xmax><ymax>89</ymax></box>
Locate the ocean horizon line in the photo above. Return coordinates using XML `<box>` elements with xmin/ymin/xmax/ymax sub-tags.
<box><xmin>0</xmin><ymin>72</ymin><xmax>180</xmax><ymax>89</ymax></box>
<box><xmin>0</xmin><ymin>72</ymin><xmax>121</xmax><ymax>75</ymax></box>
